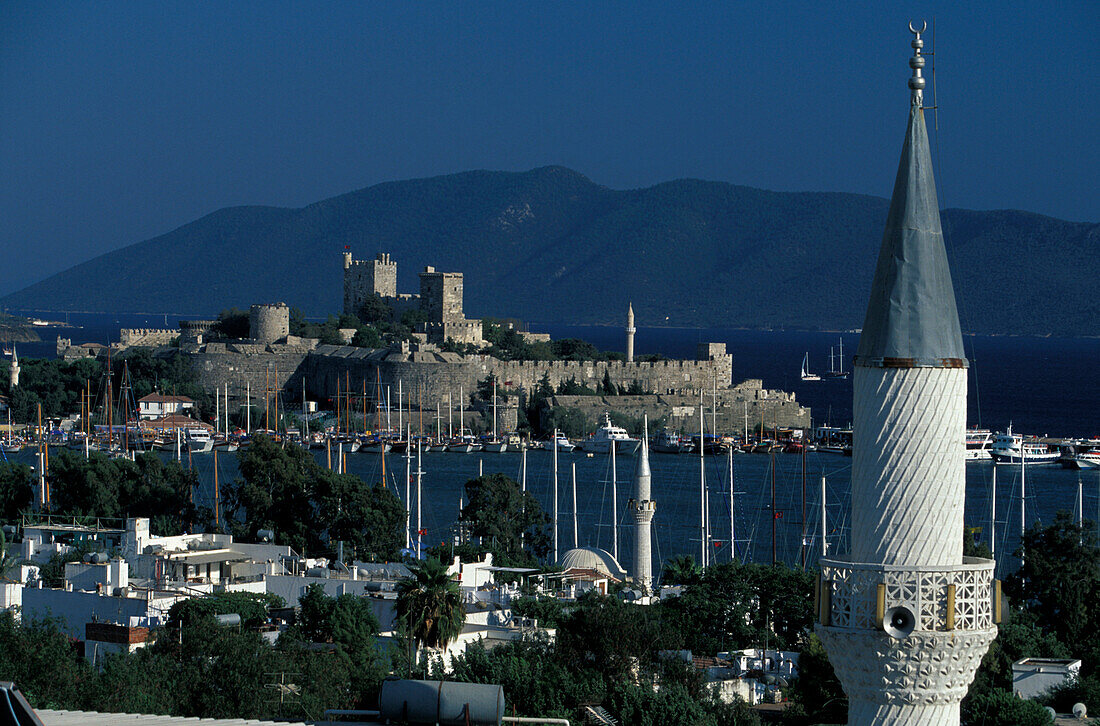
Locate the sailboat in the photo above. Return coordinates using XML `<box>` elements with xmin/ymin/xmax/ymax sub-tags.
<box><xmin>822</xmin><ymin>338</ymin><xmax>849</xmax><ymax>380</ymax></box>
<box><xmin>800</xmin><ymin>352</ymin><xmax>821</xmax><ymax>381</ymax></box>
<box><xmin>483</xmin><ymin>376</ymin><xmax>507</xmax><ymax>453</ymax></box>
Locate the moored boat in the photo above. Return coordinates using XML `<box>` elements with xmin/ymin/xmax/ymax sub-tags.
<box><xmin>965</xmin><ymin>428</ymin><xmax>993</xmax><ymax>461</ymax></box>
<box><xmin>579</xmin><ymin>413</ymin><xmax>640</xmax><ymax>455</ymax></box>
<box><xmin>990</xmin><ymin>426</ymin><xmax>1059</xmax><ymax>465</ymax></box>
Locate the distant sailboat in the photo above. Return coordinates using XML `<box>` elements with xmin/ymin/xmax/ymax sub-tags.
<box><xmin>800</xmin><ymin>352</ymin><xmax>821</xmax><ymax>381</ymax></box>
<box><xmin>823</xmin><ymin>338</ymin><xmax>849</xmax><ymax>380</ymax></box>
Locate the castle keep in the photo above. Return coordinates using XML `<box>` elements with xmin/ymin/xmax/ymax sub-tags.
<box><xmin>343</xmin><ymin>250</ymin><xmax>484</xmax><ymax>346</ymax></box>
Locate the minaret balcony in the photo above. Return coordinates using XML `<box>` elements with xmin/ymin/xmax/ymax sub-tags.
<box><xmin>815</xmin><ymin>557</ymin><xmax>999</xmax><ymax>710</ymax></box>
<box><xmin>816</xmin><ymin>557</ymin><xmax>997</xmax><ymax>634</ymax></box>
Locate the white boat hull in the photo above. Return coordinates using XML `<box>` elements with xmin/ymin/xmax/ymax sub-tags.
<box><xmin>990</xmin><ymin>452</ymin><xmax>1060</xmax><ymax>465</ymax></box>
<box><xmin>581</xmin><ymin>439</ymin><xmax>640</xmax><ymax>455</ymax></box>
<box><xmin>484</xmin><ymin>442</ymin><xmax>508</xmax><ymax>453</ymax></box>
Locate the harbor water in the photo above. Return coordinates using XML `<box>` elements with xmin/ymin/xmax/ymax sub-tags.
<box><xmin>7</xmin><ymin>444</ymin><xmax>1095</xmax><ymax>579</ymax></box>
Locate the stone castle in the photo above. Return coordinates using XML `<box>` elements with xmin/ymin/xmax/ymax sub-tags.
<box><xmin>94</xmin><ymin>250</ymin><xmax>810</xmax><ymax>432</ymax></box>
<box><xmin>343</xmin><ymin>250</ymin><xmax>485</xmax><ymax>346</ymax></box>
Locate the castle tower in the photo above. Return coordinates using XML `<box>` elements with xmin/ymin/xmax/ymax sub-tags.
<box><xmin>625</xmin><ymin>303</ymin><xmax>636</xmax><ymax>363</ymax></box>
<box><xmin>815</xmin><ymin>25</ymin><xmax>996</xmax><ymax>725</ymax></box>
<box><xmin>628</xmin><ymin>417</ymin><xmax>655</xmax><ymax>593</ymax></box>
<box><xmin>9</xmin><ymin>346</ymin><xmax>19</xmax><ymax>388</ymax></box>
<box><xmin>343</xmin><ymin>250</ymin><xmax>398</xmax><ymax>315</ymax></box>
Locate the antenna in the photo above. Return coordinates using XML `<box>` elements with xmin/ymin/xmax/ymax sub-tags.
<box><xmin>931</xmin><ymin>17</ymin><xmax>939</xmax><ymax>131</ymax></box>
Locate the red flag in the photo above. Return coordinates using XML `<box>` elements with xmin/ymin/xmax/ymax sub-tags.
<box><xmin>418</xmin><ymin>528</ymin><xmax>427</xmax><ymax>536</ymax></box>
<box><xmin>774</xmin><ymin>511</ymin><xmax>783</xmax><ymax>519</ymax></box>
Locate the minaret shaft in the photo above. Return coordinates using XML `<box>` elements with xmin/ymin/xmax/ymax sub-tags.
<box><xmin>815</xmin><ymin>25</ymin><xmax>995</xmax><ymax>726</ymax></box>
<box><xmin>628</xmin><ymin>418</ymin><xmax>654</xmax><ymax>592</ymax></box>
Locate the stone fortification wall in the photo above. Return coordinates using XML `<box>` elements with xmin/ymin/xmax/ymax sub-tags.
<box><xmin>546</xmin><ymin>383</ymin><xmax>809</xmax><ymax>435</ymax></box>
<box><xmin>184</xmin><ymin>341</ymin><xmax>317</xmax><ymax>414</ymax></box>
<box><xmin>299</xmin><ymin>345</ymin><xmax>735</xmax><ymax>409</ymax></box>
<box><xmin>119</xmin><ymin>328</ymin><xmax>178</xmax><ymax>347</ymax></box>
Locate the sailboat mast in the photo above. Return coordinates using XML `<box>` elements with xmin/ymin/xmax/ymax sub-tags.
<box><xmin>990</xmin><ymin>465</ymin><xmax>997</xmax><ymax>559</ymax></box>
<box><xmin>398</xmin><ymin>380</ymin><xmax>403</xmax><ymax>434</ymax></box>
<box><xmin>552</xmin><ymin>427</ymin><xmax>559</xmax><ymax>562</ymax></box>
<box><xmin>1020</xmin><ymin>436</ymin><xmax>1027</xmax><ymax>565</ymax></box>
<box><xmin>611</xmin><ymin>440</ymin><xmax>618</xmax><ymax>561</ymax></box>
<box><xmin>572</xmin><ymin>462</ymin><xmax>580</xmax><ymax>547</ymax></box>
<box><xmin>416</xmin><ymin>437</ymin><xmax>422</xmax><ymax>558</ymax></box>
<box><xmin>729</xmin><ymin>446</ymin><xmax>735</xmax><ymax>562</ymax></box>
<box><xmin>492</xmin><ymin>374</ymin><xmax>497</xmax><ymax>441</ymax></box>
<box><xmin>213</xmin><ymin>449</ymin><xmax>220</xmax><ymax>528</ymax></box>
<box><xmin>820</xmin><ymin>472</ymin><xmax>826</xmax><ymax>558</ymax></box>
<box><xmin>405</xmin><ymin>424</ymin><xmax>412</xmax><ymax>549</ymax></box>
<box><xmin>1077</xmin><ymin>475</ymin><xmax>1084</xmax><ymax>529</ymax></box>
<box><xmin>246</xmin><ymin>381</ymin><xmax>251</xmax><ymax>434</ymax></box>
<box><xmin>771</xmin><ymin>448</ymin><xmax>777</xmax><ymax>565</ymax></box>
<box><xmin>699</xmin><ymin>390</ymin><xmax>706</xmax><ymax>567</ymax></box>
<box><xmin>801</xmin><ymin>434</ymin><xmax>807</xmax><ymax>569</ymax></box>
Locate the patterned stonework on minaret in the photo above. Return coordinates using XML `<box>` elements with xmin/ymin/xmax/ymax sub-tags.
<box><xmin>625</xmin><ymin>303</ymin><xmax>636</xmax><ymax>364</ymax></box>
<box><xmin>815</xmin><ymin>24</ymin><xmax>997</xmax><ymax>726</ymax></box>
<box><xmin>628</xmin><ymin>417</ymin><xmax>655</xmax><ymax>593</ymax></box>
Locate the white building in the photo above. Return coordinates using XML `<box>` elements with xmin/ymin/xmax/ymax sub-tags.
<box><xmin>1012</xmin><ymin>658</ymin><xmax>1081</xmax><ymax>700</ymax></box>
<box><xmin>137</xmin><ymin>393</ymin><xmax>195</xmax><ymax>419</ymax></box>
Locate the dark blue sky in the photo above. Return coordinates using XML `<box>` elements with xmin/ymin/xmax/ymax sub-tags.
<box><xmin>1</xmin><ymin>1</ymin><xmax>1096</xmax><ymax>297</ymax></box>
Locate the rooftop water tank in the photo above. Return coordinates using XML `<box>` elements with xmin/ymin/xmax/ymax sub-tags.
<box><xmin>379</xmin><ymin>679</ymin><xmax>504</xmax><ymax>726</ymax></box>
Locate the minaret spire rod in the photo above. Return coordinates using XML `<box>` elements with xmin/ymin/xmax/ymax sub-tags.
<box><xmin>908</xmin><ymin>20</ymin><xmax>927</xmax><ymax>107</ymax></box>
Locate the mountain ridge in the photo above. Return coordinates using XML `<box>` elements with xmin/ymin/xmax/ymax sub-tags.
<box><xmin>4</xmin><ymin>166</ymin><xmax>1097</xmax><ymax>336</ymax></box>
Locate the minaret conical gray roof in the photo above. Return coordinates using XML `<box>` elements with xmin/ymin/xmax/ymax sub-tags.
<box><xmin>854</xmin><ymin>97</ymin><xmax>966</xmax><ymax>368</ymax></box>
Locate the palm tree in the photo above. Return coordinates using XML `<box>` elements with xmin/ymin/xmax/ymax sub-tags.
<box><xmin>395</xmin><ymin>558</ymin><xmax>466</xmax><ymax>671</ymax></box>
<box><xmin>661</xmin><ymin>554</ymin><xmax>701</xmax><ymax>586</ymax></box>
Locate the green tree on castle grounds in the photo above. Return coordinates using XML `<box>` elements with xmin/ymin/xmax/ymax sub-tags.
<box><xmin>2</xmin><ymin>355</ymin><xmax>102</xmax><ymax>423</ymax></box>
<box><xmin>473</xmin><ymin>373</ymin><xmax>510</xmax><ymax>404</ymax></box>
<box><xmin>459</xmin><ymin>473</ymin><xmax>550</xmax><ymax>562</ymax></box>
<box><xmin>212</xmin><ymin>307</ymin><xmax>250</xmax><ymax>338</ymax></box>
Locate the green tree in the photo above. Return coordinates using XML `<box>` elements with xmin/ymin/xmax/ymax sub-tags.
<box><xmin>960</xmin><ymin>688</ymin><xmax>1053</xmax><ymax>726</ymax></box>
<box><xmin>661</xmin><ymin>554</ymin><xmax>701</xmax><ymax>586</ymax></box>
<box><xmin>314</xmin><ymin>469</ymin><xmax>405</xmax><ymax>562</ymax></box>
<box><xmin>213</xmin><ymin>308</ymin><xmax>250</xmax><ymax>338</ymax></box>
<box><xmin>356</xmin><ymin>294</ymin><xmax>393</xmax><ymax>325</ymax></box>
<box><xmin>0</xmin><ymin>462</ymin><xmax>34</xmax><ymax>520</ymax></box>
<box><xmin>395</xmin><ymin>558</ymin><xmax>466</xmax><ymax>660</ymax></box>
<box><xmin>230</xmin><ymin>434</ymin><xmax>320</xmax><ymax>553</ymax></box>
<box><xmin>541</xmin><ymin>407</ymin><xmax>588</xmax><ymax>438</ymax></box>
<box><xmin>782</xmin><ymin>633</ymin><xmax>846</xmax><ymax>724</ymax></box>
<box><xmin>1004</xmin><ymin>511</ymin><xmax>1100</xmax><ymax>663</ymax></box>
<box><xmin>0</xmin><ymin>612</ymin><xmax>91</xmax><ymax>709</ymax></box>
<box><xmin>460</xmin><ymin>473</ymin><xmax>550</xmax><ymax>561</ymax></box>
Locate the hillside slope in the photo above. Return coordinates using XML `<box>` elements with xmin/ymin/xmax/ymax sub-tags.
<box><xmin>4</xmin><ymin>166</ymin><xmax>1097</xmax><ymax>336</ymax></box>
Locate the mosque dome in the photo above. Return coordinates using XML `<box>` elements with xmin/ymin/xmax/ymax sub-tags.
<box><xmin>558</xmin><ymin>546</ymin><xmax>627</xmax><ymax>580</ymax></box>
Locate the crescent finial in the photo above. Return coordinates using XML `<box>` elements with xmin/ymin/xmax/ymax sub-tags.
<box><xmin>909</xmin><ymin>20</ymin><xmax>927</xmax><ymax>35</ymax></box>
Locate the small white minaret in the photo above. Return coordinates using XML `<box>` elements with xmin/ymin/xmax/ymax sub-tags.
<box><xmin>9</xmin><ymin>346</ymin><xmax>19</xmax><ymax>388</ymax></box>
<box><xmin>628</xmin><ymin>416</ymin><xmax>655</xmax><ymax>593</ymax></box>
<box><xmin>625</xmin><ymin>303</ymin><xmax>636</xmax><ymax>363</ymax></box>
<box><xmin>815</xmin><ymin>24</ymin><xmax>996</xmax><ymax>726</ymax></box>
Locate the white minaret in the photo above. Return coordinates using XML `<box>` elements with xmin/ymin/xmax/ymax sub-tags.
<box><xmin>628</xmin><ymin>416</ymin><xmax>655</xmax><ymax>593</ymax></box>
<box><xmin>815</xmin><ymin>24</ymin><xmax>996</xmax><ymax>726</ymax></box>
<box><xmin>9</xmin><ymin>346</ymin><xmax>19</xmax><ymax>388</ymax></box>
<box><xmin>625</xmin><ymin>303</ymin><xmax>636</xmax><ymax>363</ymax></box>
